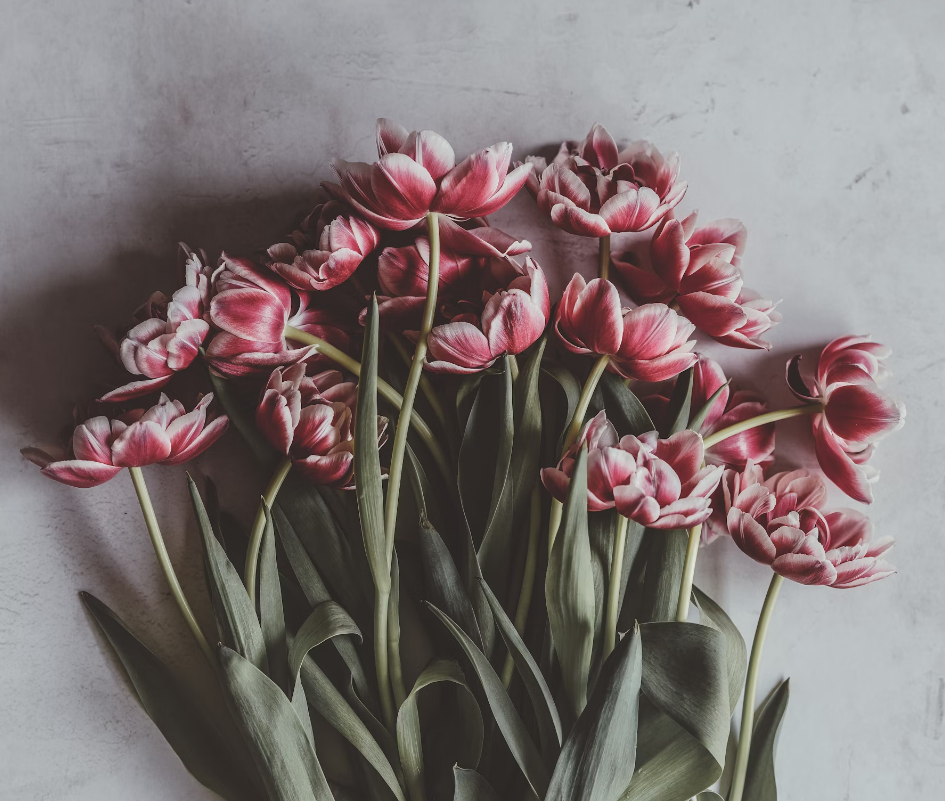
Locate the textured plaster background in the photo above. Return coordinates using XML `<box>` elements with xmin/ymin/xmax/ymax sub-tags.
<box><xmin>1</xmin><ymin>0</ymin><xmax>943</xmax><ymax>798</ymax></box>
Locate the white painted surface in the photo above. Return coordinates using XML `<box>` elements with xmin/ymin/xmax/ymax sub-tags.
<box><xmin>1</xmin><ymin>0</ymin><xmax>942</xmax><ymax>798</ymax></box>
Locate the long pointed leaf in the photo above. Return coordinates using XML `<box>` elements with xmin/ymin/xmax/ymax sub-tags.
<box><xmin>260</xmin><ymin>501</ymin><xmax>287</xmax><ymax>693</ymax></box>
<box><xmin>452</xmin><ymin>768</ymin><xmax>501</xmax><ymax>801</ymax></box>
<box><xmin>661</xmin><ymin>367</ymin><xmax>693</xmax><ymax>437</ymax></box>
<box><xmin>510</xmin><ymin>339</ymin><xmax>546</xmax><ymax>520</ymax></box>
<box><xmin>599</xmin><ymin>372</ymin><xmax>655</xmax><ymax>436</ymax></box>
<box><xmin>693</xmin><ymin>586</ymin><xmax>748</xmax><ymax>717</ymax></box>
<box><xmin>289</xmin><ymin>601</ymin><xmax>362</xmax><ymax>681</ymax></box>
<box><xmin>742</xmin><ymin>679</ymin><xmax>790</xmax><ymax>801</ymax></box>
<box><xmin>641</xmin><ymin>529</ymin><xmax>688</xmax><ymax>624</ymax></box>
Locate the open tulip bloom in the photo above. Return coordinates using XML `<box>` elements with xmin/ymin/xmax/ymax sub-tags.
<box><xmin>21</xmin><ymin>117</ymin><xmax>908</xmax><ymax>801</ymax></box>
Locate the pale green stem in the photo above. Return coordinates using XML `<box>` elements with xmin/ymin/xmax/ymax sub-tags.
<box><xmin>675</xmin><ymin>523</ymin><xmax>702</xmax><ymax>623</ymax></box>
<box><xmin>702</xmin><ymin>405</ymin><xmax>821</xmax><ymax>450</ymax></box>
<box><xmin>602</xmin><ymin>513</ymin><xmax>629</xmax><ymax>661</ymax></box>
<box><xmin>389</xmin><ymin>560</ymin><xmax>407</xmax><ymax>711</ymax></box>
<box><xmin>388</xmin><ymin>333</ymin><xmax>448</xmax><ymax>434</ymax></box>
<box><xmin>283</xmin><ymin>325</ymin><xmax>452</xmax><ymax>482</ymax></box>
<box><xmin>375</xmin><ymin>589</ymin><xmax>394</xmax><ymax>731</ymax></box>
<box><xmin>508</xmin><ymin>353</ymin><xmax>520</xmax><ymax>382</ymax></box>
<box><xmin>501</xmin><ymin>484</ymin><xmax>542</xmax><ymax>687</ymax></box>
<box><xmin>244</xmin><ymin>457</ymin><xmax>292</xmax><ymax>606</ymax></box>
<box><xmin>128</xmin><ymin>467</ymin><xmax>214</xmax><ymax>665</ymax></box>
<box><xmin>598</xmin><ymin>235</ymin><xmax>611</xmax><ymax>281</ymax></box>
<box><xmin>729</xmin><ymin>573</ymin><xmax>784</xmax><ymax>801</ymax></box>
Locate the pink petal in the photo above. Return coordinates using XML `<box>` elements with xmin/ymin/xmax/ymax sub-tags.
<box><xmin>619</xmin><ymin>304</ymin><xmax>684</xmax><ymax>360</ymax></box>
<box><xmin>293</xmin><ymin>452</ymin><xmax>354</xmax><ymax>488</ymax></box>
<box><xmin>613</xmin><ymin>349</ymin><xmax>697</xmax><ymax>383</ymax></box>
<box><xmin>610</xmin><ymin>256</ymin><xmax>675</xmax><ymax>304</ymax></box>
<box><xmin>541</xmin><ymin>467</ymin><xmax>572</xmax><ymax>505</ymax></box>
<box><xmin>425</xmin><ymin>321</ymin><xmax>496</xmax><ymax>374</ymax></box>
<box><xmin>599</xmin><ymin>186</ymin><xmax>663</xmax><ymax>233</ymax></box>
<box><xmin>434</xmin><ymin>143</ymin><xmax>508</xmax><ymax>216</ymax></box>
<box><xmin>772</xmin><ymin>551</ymin><xmax>837</xmax><ymax>586</ymax></box>
<box><xmin>211</xmin><ymin>289</ymin><xmax>288</xmax><ymax>343</ymax></box>
<box><xmin>292</xmin><ymin>404</ymin><xmax>341</xmax><ymax>457</ymax></box>
<box><xmin>376</xmin><ymin>118</ymin><xmax>410</xmax><ymax>156</ymax></box>
<box><xmin>613</xmin><ymin>484</ymin><xmax>662</xmax><ymax>526</ymax></box>
<box><xmin>400</xmin><ymin>129</ymin><xmax>456</xmax><ymax>180</ymax></box>
<box><xmin>653</xmin><ymin>496</ymin><xmax>713</xmax><ymax>529</ymax></box>
<box><xmin>41</xmin><ymin>460</ymin><xmax>123</xmax><ymax>488</ymax></box>
<box><xmin>372</xmin><ymin>153</ymin><xmax>438</xmax><ymax>220</ymax></box>
<box><xmin>813</xmin><ymin>415</ymin><xmax>877</xmax><ymax>503</ymax></box>
<box><xmin>73</xmin><ymin>417</ymin><xmax>117</xmax><ymax>464</ymax></box>
<box><xmin>549</xmin><ymin>201</ymin><xmax>611</xmax><ymax>237</ymax></box>
<box><xmin>110</xmin><ymin>421</ymin><xmax>173</xmax><ymax>467</ymax></box>
<box><xmin>164</xmin><ymin>415</ymin><xmax>229</xmax><ymax>465</ymax></box>
<box><xmin>649</xmin><ymin>217</ymin><xmax>689</xmax><ymax>290</ymax></box>
<box><xmin>256</xmin><ymin>389</ymin><xmax>298</xmax><ymax>455</ymax></box>
<box><xmin>727</xmin><ymin>509</ymin><xmax>776</xmax><ymax>564</ymax></box>
<box><xmin>652</xmin><ymin>430</ymin><xmax>704</xmax><ymax>485</ymax></box>
<box><xmin>465</xmin><ymin>161</ymin><xmax>533</xmax><ymax>217</ymax></box>
<box><xmin>677</xmin><ymin>293</ymin><xmax>748</xmax><ymax>338</ymax></box>
<box><xmin>569</xmin><ymin>277</ymin><xmax>624</xmax><ymax>355</ymax></box>
<box><xmin>480</xmin><ymin>289</ymin><xmax>546</xmax><ymax>357</ymax></box>
<box><xmin>824</xmin><ymin>383</ymin><xmax>904</xmax><ymax>444</ymax></box>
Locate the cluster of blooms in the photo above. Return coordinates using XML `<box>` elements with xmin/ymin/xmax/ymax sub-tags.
<box><xmin>24</xmin><ymin>119</ymin><xmax>905</xmax><ymax>591</ymax></box>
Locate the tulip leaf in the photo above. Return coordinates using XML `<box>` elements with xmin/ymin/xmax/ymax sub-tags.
<box><xmin>599</xmin><ymin>372</ymin><xmax>655</xmax><ymax>436</ymax></box>
<box><xmin>661</xmin><ymin>367</ymin><xmax>693</xmax><ymax>437</ymax></box>
<box><xmin>479</xmin><ymin>579</ymin><xmax>562</xmax><ymax>763</ymax></box>
<box><xmin>80</xmin><ymin>592</ymin><xmax>260</xmax><ymax>801</ymax></box>
<box><xmin>355</xmin><ymin>296</ymin><xmax>390</xmax><ymax>594</ymax></box>
<box><xmin>396</xmin><ymin>659</ymin><xmax>484</xmax><ymax>800</ymax></box>
<box><xmin>204</xmin><ymin>363</ymin><xmax>276</xmax><ymax>468</ymax></box>
<box><xmin>641</xmin><ymin>528</ymin><xmax>688</xmax><ymax>623</ymax></box>
<box><xmin>259</xmin><ymin>501</ymin><xmax>288</xmax><ymax>693</ymax></box>
<box><xmin>510</xmin><ymin>338</ymin><xmax>546</xmax><ymax>520</ymax></box>
<box><xmin>289</xmin><ymin>601</ymin><xmax>362</xmax><ymax>682</ymax></box>
<box><xmin>546</xmin><ymin>624</ymin><xmax>642</xmax><ymax>801</ymax></box>
<box><xmin>693</xmin><ymin>586</ymin><xmax>748</xmax><ymax>716</ymax></box>
<box><xmin>696</xmin><ymin>793</ymin><xmax>725</xmax><ymax>800</ymax></box>
<box><xmin>742</xmin><ymin>679</ymin><xmax>790</xmax><ymax>801</ymax></box>
<box><xmin>188</xmin><ymin>475</ymin><xmax>268</xmax><ymax>673</ymax></box>
<box><xmin>546</xmin><ymin>447</ymin><xmax>596</xmax><ymax>719</ymax></box>
<box><xmin>291</xmin><ymin>671</ymin><xmax>316</xmax><ymax>750</ymax></box>
<box><xmin>426</xmin><ymin>603</ymin><xmax>550</xmax><ymax>798</ymax></box>
<box><xmin>688</xmin><ymin>381</ymin><xmax>730</xmax><ymax>434</ymax></box>
<box><xmin>542</xmin><ymin>362</ymin><xmax>581</xmax><ymax>453</ymax></box>
<box><xmin>452</xmin><ymin>767</ymin><xmax>501</xmax><ymax>801</ymax></box>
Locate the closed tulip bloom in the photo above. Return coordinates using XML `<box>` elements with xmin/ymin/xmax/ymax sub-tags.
<box><xmin>526</xmin><ymin>123</ymin><xmax>687</xmax><ymax>237</ymax></box>
<box><xmin>554</xmin><ymin>274</ymin><xmax>697</xmax><ymax>382</ymax></box>
<box><xmin>268</xmin><ymin>201</ymin><xmax>380</xmax><ymax>291</ymax></box>
<box><xmin>324</xmin><ymin>118</ymin><xmax>532</xmax><ymax>230</ymax></box>
<box><xmin>613</xmin><ymin>212</ymin><xmax>780</xmax><ymax>349</ymax></box>
<box><xmin>787</xmin><ymin>336</ymin><xmax>905</xmax><ymax>503</ymax></box>
<box><xmin>724</xmin><ymin>462</ymin><xmax>895</xmax><ymax>588</ymax></box>
<box><xmin>23</xmin><ymin>394</ymin><xmax>228</xmax><ymax>488</ymax></box>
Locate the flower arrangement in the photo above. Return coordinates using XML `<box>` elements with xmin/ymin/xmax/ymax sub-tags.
<box><xmin>23</xmin><ymin>119</ymin><xmax>905</xmax><ymax>801</ymax></box>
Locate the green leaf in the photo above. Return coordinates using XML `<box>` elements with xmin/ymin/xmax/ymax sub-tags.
<box><xmin>479</xmin><ymin>579</ymin><xmax>562</xmax><ymax>763</ymax></box>
<box><xmin>355</xmin><ymin>296</ymin><xmax>390</xmax><ymax>593</ymax></box>
<box><xmin>452</xmin><ymin>767</ymin><xmax>501</xmax><ymax>801</ymax></box>
<box><xmin>688</xmin><ymin>381</ymin><xmax>729</xmax><ymax>433</ymax></box>
<box><xmin>292</xmin><ymin>672</ymin><xmax>316</xmax><ymax>749</ymax></box>
<box><xmin>260</xmin><ymin>501</ymin><xmax>288</xmax><ymax>693</ymax></box>
<box><xmin>661</xmin><ymin>367</ymin><xmax>693</xmax><ymax>437</ymax></box>
<box><xmin>510</xmin><ymin>338</ymin><xmax>546</xmax><ymax>520</ymax></box>
<box><xmin>696</xmin><ymin>793</ymin><xmax>725</xmax><ymax>800</ymax></box>
<box><xmin>546</xmin><ymin>446</ymin><xmax>596</xmax><ymax>718</ymax></box>
<box><xmin>187</xmin><ymin>475</ymin><xmax>267</xmax><ymax>673</ymax></box>
<box><xmin>80</xmin><ymin>593</ymin><xmax>259</xmax><ymax>801</ymax></box>
<box><xmin>219</xmin><ymin>645</ymin><xmax>334</xmax><ymax>801</ymax></box>
<box><xmin>546</xmin><ymin>625</ymin><xmax>642</xmax><ymax>801</ymax></box>
<box><xmin>205</xmin><ymin>364</ymin><xmax>276</xmax><ymax>467</ymax></box>
<box><xmin>426</xmin><ymin>603</ymin><xmax>550</xmax><ymax>798</ymax></box>
<box><xmin>396</xmin><ymin>659</ymin><xmax>484</xmax><ymax>800</ymax></box>
<box><xmin>641</xmin><ymin>529</ymin><xmax>688</xmax><ymax>624</ymax></box>
<box><xmin>542</xmin><ymin>363</ymin><xmax>581</xmax><ymax>454</ymax></box>
<box><xmin>289</xmin><ymin>601</ymin><xmax>362</xmax><ymax>681</ymax></box>
<box><xmin>599</xmin><ymin>372</ymin><xmax>655</xmax><ymax>436</ymax></box>
<box><xmin>693</xmin><ymin>586</ymin><xmax>748</xmax><ymax>716</ymax></box>
<box><xmin>743</xmin><ymin>679</ymin><xmax>790</xmax><ymax>801</ymax></box>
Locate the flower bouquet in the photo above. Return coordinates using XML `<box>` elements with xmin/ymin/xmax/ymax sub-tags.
<box><xmin>24</xmin><ymin>119</ymin><xmax>905</xmax><ymax>801</ymax></box>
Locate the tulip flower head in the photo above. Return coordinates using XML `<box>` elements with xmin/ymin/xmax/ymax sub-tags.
<box><xmin>724</xmin><ymin>462</ymin><xmax>896</xmax><ymax>588</ymax></box>
<box><xmin>526</xmin><ymin>123</ymin><xmax>687</xmax><ymax>237</ymax></box>
<box><xmin>324</xmin><ymin>118</ymin><xmax>533</xmax><ymax>231</ymax></box>
<box><xmin>554</xmin><ymin>274</ymin><xmax>698</xmax><ymax>382</ymax></box>
<box><xmin>613</xmin><ymin>211</ymin><xmax>781</xmax><ymax>349</ymax></box>
<box><xmin>23</xmin><ymin>394</ymin><xmax>229</xmax><ymax>488</ymax></box>
<box><xmin>787</xmin><ymin>336</ymin><xmax>905</xmax><ymax>503</ymax></box>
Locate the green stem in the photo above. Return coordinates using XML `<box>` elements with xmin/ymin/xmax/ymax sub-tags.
<box><xmin>389</xmin><ymin>557</ymin><xmax>407</xmax><ymax>711</ymax></box>
<box><xmin>702</xmin><ymin>405</ymin><xmax>821</xmax><ymax>450</ymax></box>
<box><xmin>501</xmin><ymin>484</ymin><xmax>542</xmax><ymax>687</ymax></box>
<box><xmin>388</xmin><ymin>333</ymin><xmax>449</xmax><ymax>435</ymax></box>
<box><xmin>728</xmin><ymin>573</ymin><xmax>784</xmax><ymax>801</ymax></box>
<box><xmin>244</xmin><ymin>457</ymin><xmax>292</xmax><ymax>606</ymax></box>
<box><xmin>283</xmin><ymin>325</ymin><xmax>452</xmax><ymax>482</ymax></box>
<box><xmin>598</xmin><ymin>235</ymin><xmax>611</xmax><ymax>281</ymax></box>
<box><xmin>675</xmin><ymin>523</ymin><xmax>702</xmax><ymax>622</ymax></box>
<box><xmin>602</xmin><ymin>514</ymin><xmax>629</xmax><ymax>661</ymax></box>
<box><xmin>375</xmin><ymin>589</ymin><xmax>394</xmax><ymax>731</ymax></box>
<box><xmin>128</xmin><ymin>467</ymin><xmax>214</xmax><ymax>665</ymax></box>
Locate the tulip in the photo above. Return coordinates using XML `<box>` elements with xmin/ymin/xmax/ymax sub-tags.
<box><xmin>723</xmin><ymin>462</ymin><xmax>896</xmax><ymax>588</ymax></box>
<box><xmin>525</xmin><ymin>123</ymin><xmax>687</xmax><ymax>237</ymax></box>
<box><xmin>323</xmin><ymin>118</ymin><xmax>533</xmax><ymax>231</ymax></box>
<box><xmin>554</xmin><ymin>274</ymin><xmax>697</xmax><ymax>382</ymax></box>
<box><xmin>23</xmin><ymin>394</ymin><xmax>228</xmax><ymax>488</ymax></box>
<box><xmin>207</xmin><ymin>253</ymin><xmax>352</xmax><ymax>376</ymax></box>
<box><xmin>786</xmin><ymin>336</ymin><xmax>905</xmax><ymax>503</ymax></box>
<box><xmin>612</xmin><ymin>211</ymin><xmax>780</xmax><ymax>349</ymax></box>
<box><xmin>268</xmin><ymin>201</ymin><xmax>380</xmax><ymax>291</ymax></box>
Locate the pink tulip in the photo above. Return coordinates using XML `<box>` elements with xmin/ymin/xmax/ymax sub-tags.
<box><xmin>525</xmin><ymin>123</ymin><xmax>687</xmax><ymax>237</ymax></box>
<box><xmin>554</xmin><ymin>274</ymin><xmax>697</xmax><ymax>382</ymax></box>
<box><xmin>23</xmin><ymin>394</ymin><xmax>228</xmax><ymax>488</ymax></box>
<box><xmin>424</xmin><ymin>256</ymin><xmax>550</xmax><ymax>374</ymax></box>
<box><xmin>207</xmin><ymin>254</ymin><xmax>352</xmax><ymax>377</ymax></box>
<box><xmin>255</xmin><ymin>364</ymin><xmax>384</xmax><ymax>488</ymax></box>
<box><xmin>723</xmin><ymin>462</ymin><xmax>896</xmax><ymax>588</ymax></box>
<box><xmin>612</xmin><ymin>212</ymin><xmax>780</xmax><ymax>349</ymax></box>
<box><xmin>323</xmin><ymin>119</ymin><xmax>533</xmax><ymax>231</ymax></box>
<box><xmin>787</xmin><ymin>336</ymin><xmax>905</xmax><ymax>503</ymax></box>
<box><xmin>268</xmin><ymin>201</ymin><xmax>380</xmax><ymax>291</ymax></box>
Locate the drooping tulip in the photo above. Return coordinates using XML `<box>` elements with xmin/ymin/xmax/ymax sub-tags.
<box><xmin>554</xmin><ymin>274</ymin><xmax>697</xmax><ymax>382</ymax></box>
<box><xmin>525</xmin><ymin>123</ymin><xmax>687</xmax><ymax>237</ymax></box>
<box><xmin>22</xmin><ymin>394</ymin><xmax>228</xmax><ymax>488</ymax></box>
<box><xmin>323</xmin><ymin>118</ymin><xmax>533</xmax><ymax>230</ymax></box>
<box><xmin>786</xmin><ymin>336</ymin><xmax>905</xmax><ymax>503</ymax></box>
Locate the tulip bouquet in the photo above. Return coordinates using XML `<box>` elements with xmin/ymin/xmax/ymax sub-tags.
<box><xmin>23</xmin><ymin>119</ymin><xmax>905</xmax><ymax>801</ymax></box>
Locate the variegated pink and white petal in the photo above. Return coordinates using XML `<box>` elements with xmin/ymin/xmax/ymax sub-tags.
<box><xmin>824</xmin><ymin>382</ymin><xmax>904</xmax><ymax>445</ymax></box>
<box><xmin>163</xmin><ymin>414</ymin><xmax>228</xmax><ymax>465</ymax></box>
<box><xmin>650</xmin><ymin>430</ymin><xmax>705</xmax><ymax>485</ymax></box>
<box><xmin>813</xmin><ymin>415</ymin><xmax>878</xmax><ymax>503</ymax></box>
<box><xmin>549</xmin><ymin>200</ymin><xmax>611</xmax><ymax>237</ymax></box>
<box><xmin>165</xmin><ymin>319</ymin><xmax>209</xmax><ymax>370</ymax></box>
<box><xmin>599</xmin><ymin>186</ymin><xmax>663</xmax><ymax>233</ymax></box>
<box><xmin>649</xmin><ymin>217</ymin><xmax>690</xmax><ymax>290</ymax></box>
<box><xmin>371</xmin><ymin>153</ymin><xmax>438</xmax><ymax>220</ymax></box>
<box><xmin>772</xmin><ymin>551</ymin><xmax>838</xmax><ymax>586</ymax></box>
<box><xmin>41</xmin><ymin>460</ymin><xmax>124</xmax><ymax>488</ymax></box>
<box><xmin>579</xmin><ymin>123</ymin><xmax>619</xmax><ymax>171</ymax></box>
<box><xmin>691</xmin><ymin>356</ymin><xmax>730</xmax><ymax>432</ymax></box>
<box><xmin>256</xmin><ymin>389</ymin><xmax>298</xmax><ymax>455</ymax></box>
<box><xmin>558</xmin><ymin>275</ymin><xmax>624</xmax><ymax>355</ymax></box>
<box><xmin>399</xmin><ymin>129</ymin><xmax>456</xmax><ymax>180</ymax></box>
<box><xmin>110</xmin><ymin>421</ymin><xmax>173</xmax><ymax>467</ymax></box>
<box><xmin>821</xmin><ymin>509</ymin><xmax>872</xmax><ymax>550</ymax></box>
<box><xmin>72</xmin><ymin>417</ymin><xmax>116</xmax><ymax>464</ymax></box>
<box><xmin>98</xmin><ymin>375</ymin><xmax>174</xmax><ymax>403</ymax></box>
<box><xmin>424</xmin><ymin>321</ymin><xmax>497</xmax><ymax>374</ymax></box>
<box><xmin>705</xmin><ymin>401</ymin><xmax>775</xmax><ymax>469</ymax></box>
<box><xmin>293</xmin><ymin>451</ymin><xmax>355</xmax><ymax>488</ymax></box>
<box><xmin>376</xmin><ymin>118</ymin><xmax>410</xmax><ymax>157</ymax></box>
<box><xmin>653</xmin><ymin>496</ymin><xmax>713</xmax><ymax>529</ymax></box>
<box><xmin>611</xmin><ymin>256</ymin><xmax>675</xmax><ymax>305</ymax></box>
<box><xmin>677</xmin><ymin>293</ymin><xmax>748</xmax><ymax>338</ymax></box>
<box><xmin>612</xmin><ymin>349</ymin><xmax>698</xmax><ymax>383</ymax></box>
<box><xmin>211</xmin><ymin>289</ymin><xmax>288</xmax><ymax>342</ymax></box>
<box><xmin>727</xmin><ymin>508</ymin><xmax>777</xmax><ymax>565</ymax></box>
<box><xmin>480</xmin><ymin>288</ymin><xmax>547</xmax><ymax>357</ymax></box>
<box><xmin>464</xmin><ymin>161</ymin><xmax>533</xmax><ymax>218</ymax></box>
<box><xmin>541</xmin><ymin>466</ymin><xmax>573</xmax><ymax>505</ymax></box>
<box><xmin>292</xmin><ymin>404</ymin><xmax>341</xmax><ymax>457</ymax></box>
<box><xmin>613</xmin><ymin>484</ymin><xmax>662</xmax><ymax>526</ymax></box>
<box><xmin>433</xmin><ymin>143</ymin><xmax>507</xmax><ymax>216</ymax></box>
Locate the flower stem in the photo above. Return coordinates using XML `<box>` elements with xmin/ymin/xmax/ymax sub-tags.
<box><xmin>388</xmin><ymin>333</ymin><xmax>449</xmax><ymax>434</ymax></box>
<box><xmin>675</xmin><ymin>523</ymin><xmax>702</xmax><ymax>622</ymax></box>
<box><xmin>501</xmin><ymin>484</ymin><xmax>541</xmax><ymax>687</ymax></box>
<box><xmin>598</xmin><ymin>235</ymin><xmax>611</xmax><ymax>281</ymax></box>
<box><xmin>128</xmin><ymin>467</ymin><xmax>214</xmax><ymax>665</ymax></box>
<box><xmin>283</xmin><ymin>325</ymin><xmax>452</xmax><ymax>482</ymax></box>
<box><xmin>375</xmin><ymin>588</ymin><xmax>394</xmax><ymax>731</ymax></box>
<box><xmin>702</xmin><ymin>404</ymin><xmax>821</xmax><ymax>450</ymax></box>
<box><xmin>728</xmin><ymin>573</ymin><xmax>784</xmax><ymax>801</ymax></box>
<box><xmin>603</xmin><ymin>514</ymin><xmax>629</xmax><ymax>661</ymax></box>
<box><xmin>244</xmin><ymin>457</ymin><xmax>292</xmax><ymax>606</ymax></box>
